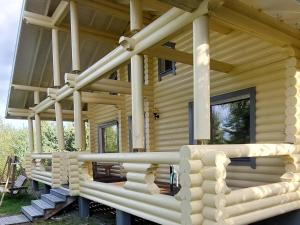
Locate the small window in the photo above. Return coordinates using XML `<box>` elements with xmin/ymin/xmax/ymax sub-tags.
<box><xmin>127</xmin><ymin>63</ymin><xmax>131</xmax><ymax>82</ymax></box>
<box><xmin>189</xmin><ymin>88</ymin><xmax>256</xmax><ymax>168</ymax></box>
<box><xmin>98</xmin><ymin>121</ymin><xmax>119</xmax><ymax>153</ymax></box>
<box><xmin>109</xmin><ymin>72</ymin><xmax>118</xmax><ymax>80</ymax></box>
<box><xmin>158</xmin><ymin>42</ymin><xmax>176</xmax><ymax>81</ymax></box>
<box><xmin>109</xmin><ymin>72</ymin><xmax>118</xmax><ymax>95</ymax></box>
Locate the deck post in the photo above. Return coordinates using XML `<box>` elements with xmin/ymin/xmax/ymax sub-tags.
<box><xmin>116</xmin><ymin>210</ymin><xmax>132</xmax><ymax>225</ymax></box>
<box><xmin>55</xmin><ymin>102</ymin><xmax>65</xmax><ymax>150</ymax></box>
<box><xmin>130</xmin><ymin>0</ymin><xmax>145</xmax><ymax>151</ymax></box>
<box><xmin>34</xmin><ymin>113</ymin><xmax>42</xmax><ymax>153</ymax></box>
<box><xmin>28</xmin><ymin>117</ymin><xmax>34</xmax><ymax>152</ymax></box>
<box><xmin>70</xmin><ymin>1</ymin><xmax>80</xmax><ymax>72</ymax></box>
<box><xmin>31</xmin><ymin>180</ymin><xmax>39</xmax><ymax>192</ymax></box>
<box><xmin>193</xmin><ymin>15</ymin><xmax>211</xmax><ymax>142</ymax></box>
<box><xmin>34</xmin><ymin>91</ymin><xmax>42</xmax><ymax>152</ymax></box>
<box><xmin>74</xmin><ymin>90</ymin><xmax>83</xmax><ymax>150</ymax></box>
<box><xmin>78</xmin><ymin>197</ymin><xmax>90</xmax><ymax>218</ymax></box>
<box><xmin>52</xmin><ymin>28</ymin><xmax>61</xmax><ymax>87</ymax></box>
<box><xmin>44</xmin><ymin>184</ymin><xmax>51</xmax><ymax>194</ymax></box>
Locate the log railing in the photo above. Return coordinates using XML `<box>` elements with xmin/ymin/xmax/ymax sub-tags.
<box><xmin>182</xmin><ymin>144</ymin><xmax>300</xmax><ymax>225</ymax></box>
<box><xmin>24</xmin><ymin>144</ymin><xmax>300</xmax><ymax>225</ymax></box>
<box><xmin>25</xmin><ymin>152</ymin><xmax>68</xmax><ymax>188</ymax></box>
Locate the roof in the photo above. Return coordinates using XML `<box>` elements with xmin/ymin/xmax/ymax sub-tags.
<box><xmin>5</xmin><ymin>0</ymin><xmax>300</xmax><ymax>120</ymax></box>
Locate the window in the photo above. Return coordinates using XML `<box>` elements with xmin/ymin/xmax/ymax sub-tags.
<box><xmin>128</xmin><ymin>115</ymin><xmax>146</xmax><ymax>152</ymax></box>
<box><xmin>189</xmin><ymin>88</ymin><xmax>256</xmax><ymax>168</ymax></box>
<box><xmin>98</xmin><ymin>121</ymin><xmax>119</xmax><ymax>153</ymax></box>
<box><xmin>127</xmin><ymin>63</ymin><xmax>131</xmax><ymax>82</ymax></box>
<box><xmin>158</xmin><ymin>42</ymin><xmax>176</xmax><ymax>81</ymax></box>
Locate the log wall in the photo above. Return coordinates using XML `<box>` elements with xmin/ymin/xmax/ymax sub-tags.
<box><xmin>87</xmin><ymin>29</ymin><xmax>295</xmax><ymax>188</ymax></box>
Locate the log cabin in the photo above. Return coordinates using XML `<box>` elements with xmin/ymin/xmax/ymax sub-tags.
<box><xmin>5</xmin><ymin>0</ymin><xmax>300</xmax><ymax>224</ymax></box>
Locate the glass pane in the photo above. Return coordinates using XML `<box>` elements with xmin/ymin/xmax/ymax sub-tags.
<box><xmin>103</xmin><ymin>124</ymin><xmax>118</xmax><ymax>153</ymax></box>
<box><xmin>211</xmin><ymin>99</ymin><xmax>250</xmax><ymax>144</ymax></box>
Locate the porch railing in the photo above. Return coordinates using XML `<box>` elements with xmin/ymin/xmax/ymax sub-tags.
<box><xmin>25</xmin><ymin>152</ymin><xmax>68</xmax><ymax>188</ymax></box>
<box><xmin>24</xmin><ymin>144</ymin><xmax>300</xmax><ymax>225</ymax></box>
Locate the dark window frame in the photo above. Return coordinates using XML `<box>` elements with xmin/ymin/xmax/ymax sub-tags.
<box><xmin>189</xmin><ymin>87</ymin><xmax>256</xmax><ymax>168</ymax></box>
<box><xmin>97</xmin><ymin>120</ymin><xmax>119</xmax><ymax>153</ymax></box>
<box><xmin>158</xmin><ymin>42</ymin><xmax>176</xmax><ymax>81</ymax></box>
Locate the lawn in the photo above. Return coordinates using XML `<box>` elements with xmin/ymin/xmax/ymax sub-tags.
<box><xmin>0</xmin><ymin>193</ymin><xmax>34</xmax><ymax>216</ymax></box>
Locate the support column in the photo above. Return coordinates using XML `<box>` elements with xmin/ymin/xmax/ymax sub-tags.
<box><xmin>52</xmin><ymin>28</ymin><xmax>61</xmax><ymax>87</ymax></box>
<box><xmin>74</xmin><ymin>90</ymin><xmax>83</xmax><ymax>150</ymax></box>
<box><xmin>55</xmin><ymin>102</ymin><xmax>65</xmax><ymax>151</ymax></box>
<box><xmin>130</xmin><ymin>0</ymin><xmax>145</xmax><ymax>151</ymax></box>
<box><xmin>70</xmin><ymin>1</ymin><xmax>80</xmax><ymax>72</ymax></box>
<box><xmin>78</xmin><ymin>197</ymin><xmax>90</xmax><ymax>218</ymax></box>
<box><xmin>34</xmin><ymin>113</ymin><xmax>42</xmax><ymax>153</ymax></box>
<box><xmin>193</xmin><ymin>15</ymin><xmax>210</xmax><ymax>142</ymax></box>
<box><xmin>34</xmin><ymin>91</ymin><xmax>42</xmax><ymax>153</ymax></box>
<box><xmin>28</xmin><ymin>118</ymin><xmax>34</xmax><ymax>152</ymax></box>
<box><xmin>116</xmin><ymin>210</ymin><xmax>132</xmax><ymax>225</ymax></box>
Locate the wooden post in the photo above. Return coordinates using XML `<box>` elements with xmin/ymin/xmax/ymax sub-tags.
<box><xmin>34</xmin><ymin>91</ymin><xmax>42</xmax><ymax>153</ymax></box>
<box><xmin>70</xmin><ymin>1</ymin><xmax>80</xmax><ymax>72</ymax></box>
<box><xmin>74</xmin><ymin>90</ymin><xmax>83</xmax><ymax>150</ymax></box>
<box><xmin>130</xmin><ymin>0</ymin><xmax>145</xmax><ymax>150</ymax></box>
<box><xmin>52</xmin><ymin>28</ymin><xmax>61</xmax><ymax>87</ymax></box>
<box><xmin>130</xmin><ymin>0</ymin><xmax>143</xmax><ymax>33</ymax></box>
<box><xmin>33</xmin><ymin>91</ymin><xmax>40</xmax><ymax>105</ymax></box>
<box><xmin>34</xmin><ymin>113</ymin><xmax>42</xmax><ymax>153</ymax></box>
<box><xmin>81</xmin><ymin>121</ymin><xmax>86</xmax><ymax>151</ymax></box>
<box><xmin>28</xmin><ymin>118</ymin><xmax>34</xmax><ymax>152</ymax></box>
<box><xmin>193</xmin><ymin>15</ymin><xmax>210</xmax><ymax>141</ymax></box>
<box><xmin>55</xmin><ymin>102</ymin><xmax>65</xmax><ymax>151</ymax></box>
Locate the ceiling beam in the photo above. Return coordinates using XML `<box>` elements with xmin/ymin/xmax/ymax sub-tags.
<box><xmin>24</xmin><ymin>11</ymin><xmax>119</xmax><ymax>43</ymax></box>
<box><xmin>52</xmin><ymin>1</ymin><xmax>69</xmax><ymax>25</ymax></box>
<box><xmin>7</xmin><ymin>108</ymin><xmax>88</xmax><ymax>121</ymax></box>
<box><xmin>158</xmin><ymin>0</ymin><xmax>201</xmax><ymax>12</ymax></box>
<box><xmin>12</xmin><ymin>84</ymin><xmax>47</xmax><ymax>92</ymax></box>
<box><xmin>74</xmin><ymin>0</ymin><xmax>153</xmax><ymax>24</ymax></box>
<box><xmin>143</xmin><ymin>46</ymin><xmax>234</xmax><ymax>73</ymax></box>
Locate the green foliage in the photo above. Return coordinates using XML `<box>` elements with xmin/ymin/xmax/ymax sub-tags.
<box><xmin>222</xmin><ymin>99</ymin><xmax>250</xmax><ymax>144</ymax></box>
<box><xmin>103</xmin><ymin>125</ymin><xmax>118</xmax><ymax>153</ymax></box>
<box><xmin>0</xmin><ymin>194</ymin><xmax>33</xmax><ymax>216</ymax></box>
<box><xmin>0</xmin><ymin>119</ymin><xmax>28</xmax><ymax>174</ymax></box>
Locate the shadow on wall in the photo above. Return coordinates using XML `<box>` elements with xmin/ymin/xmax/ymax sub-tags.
<box><xmin>250</xmin><ymin>210</ymin><xmax>300</xmax><ymax>225</ymax></box>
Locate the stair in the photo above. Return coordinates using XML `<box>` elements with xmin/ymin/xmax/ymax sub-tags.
<box><xmin>0</xmin><ymin>187</ymin><xmax>76</xmax><ymax>224</ymax></box>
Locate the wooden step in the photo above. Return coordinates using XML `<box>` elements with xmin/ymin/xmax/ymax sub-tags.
<box><xmin>41</xmin><ymin>194</ymin><xmax>65</xmax><ymax>208</ymax></box>
<box><xmin>31</xmin><ymin>199</ymin><xmax>54</xmax><ymax>214</ymax></box>
<box><xmin>0</xmin><ymin>214</ymin><xmax>30</xmax><ymax>225</ymax></box>
<box><xmin>21</xmin><ymin>205</ymin><xmax>43</xmax><ymax>221</ymax></box>
<box><xmin>50</xmin><ymin>188</ymin><xmax>70</xmax><ymax>201</ymax></box>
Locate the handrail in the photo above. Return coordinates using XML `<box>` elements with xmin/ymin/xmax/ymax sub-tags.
<box><xmin>77</xmin><ymin>152</ymin><xmax>180</xmax><ymax>164</ymax></box>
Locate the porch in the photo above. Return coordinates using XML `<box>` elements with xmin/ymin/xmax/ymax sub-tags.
<box><xmin>5</xmin><ymin>0</ymin><xmax>300</xmax><ymax>224</ymax></box>
<box><xmin>24</xmin><ymin>144</ymin><xmax>300</xmax><ymax>225</ymax></box>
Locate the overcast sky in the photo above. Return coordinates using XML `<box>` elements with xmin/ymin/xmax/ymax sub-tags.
<box><xmin>0</xmin><ymin>0</ymin><xmax>26</xmax><ymax>128</ymax></box>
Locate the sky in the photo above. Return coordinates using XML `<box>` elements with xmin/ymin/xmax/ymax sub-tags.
<box><xmin>0</xmin><ymin>0</ymin><xmax>26</xmax><ymax>128</ymax></box>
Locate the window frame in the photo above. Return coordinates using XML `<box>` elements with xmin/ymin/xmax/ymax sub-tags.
<box><xmin>188</xmin><ymin>87</ymin><xmax>256</xmax><ymax>168</ymax></box>
<box><xmin>158</xmin><ymin>42</ymin><xmax>176</xmax><ymax>81</ymax></box>
<box><xmin>97</xmin><ymin>120</ymin><xmax>119</xmax><ymax>153</ymax></box>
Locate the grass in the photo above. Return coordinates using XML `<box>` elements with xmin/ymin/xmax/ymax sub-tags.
<box><xmin>0</xmin><ymin>193</ymin><xmax>34</xmax><ymax>216</ymax></box>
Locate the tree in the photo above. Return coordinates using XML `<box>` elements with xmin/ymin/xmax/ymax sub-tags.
<box><xmin>222</xmin><ymin>99</ymin><xmax>250</xmax><ymax>144</ymax></box>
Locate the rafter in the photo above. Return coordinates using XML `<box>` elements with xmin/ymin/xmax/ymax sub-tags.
<box><xmin>212</xmin><ymin>4</ymin><xmax>300</xmax><ymax>48</ymax></box>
